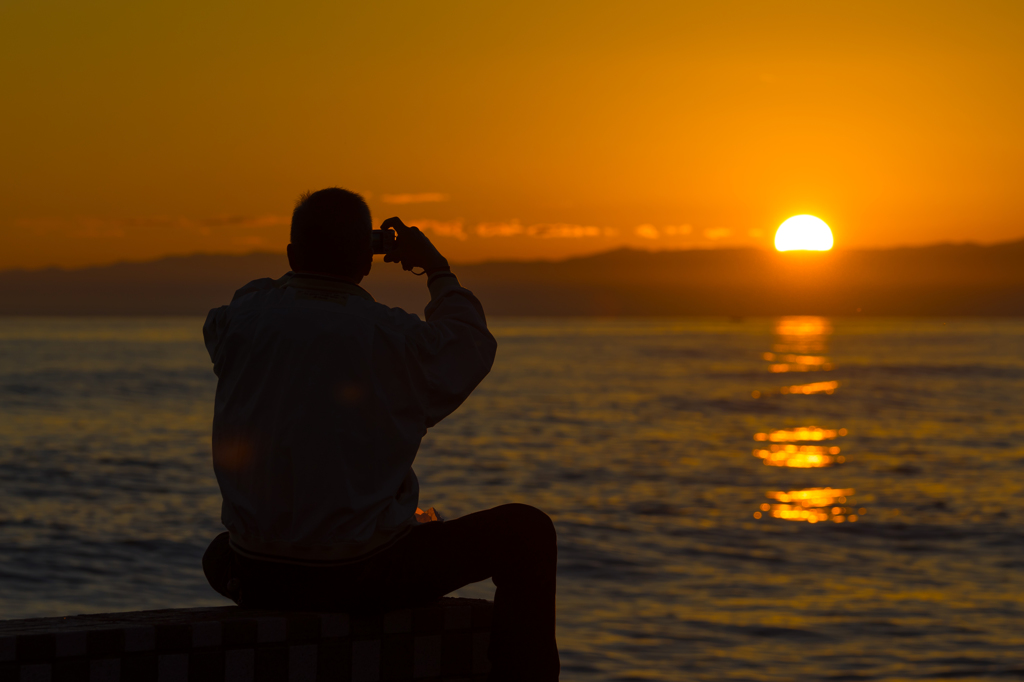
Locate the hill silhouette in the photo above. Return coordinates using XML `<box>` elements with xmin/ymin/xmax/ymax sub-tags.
<box><xmin>1</xmin><ymin>240</ymin><xmax>1022</xmax><ymax>316</ymax></box>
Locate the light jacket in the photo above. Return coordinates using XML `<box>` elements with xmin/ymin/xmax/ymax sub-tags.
<box><xmin>203</xmin><ymin>270</ymin><xmax>496</xmax><ymax>564</ymax></box>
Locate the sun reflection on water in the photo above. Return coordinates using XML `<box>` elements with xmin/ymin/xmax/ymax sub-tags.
<box><xmin>764</xmin><ymin>352</ymin><xmax>833</xmax><ymax>373</ymax></box>
<box><xmin>753</xmin><ymin>488</ymin><xmax>864</xmax><ymax>523</ymax></box>
<box><xmin>780</xmin><ymin>380</ymin><xmax>838</xmax><ymax>395</ymax></box>
<box><xmin>753</xmin><ymin>444</ymin><xmax>844</xmax><ymax>468</ymax></box>
<box><xmin>768</xmin><ymin>317</ymin><xmax>834</xmax><ymax>373</ymax></box>
<box><xmin>774</xmin><ymin>317</ymin><xmax>831</xmax><ymax>349</ymax></box>
<box><xmin>751</xmin><ymin>316</ymin><xmax>868</xmax><ymax>521</ymax></box>
<box><xmin>755</xmin><ymin>427</ymin><xmax>848</xmax><ymax>442</ymax></box>
<box><xmin>753</xmin><ymin>425</ymin><xmax>848</xmax><ymax>468</ymax></box>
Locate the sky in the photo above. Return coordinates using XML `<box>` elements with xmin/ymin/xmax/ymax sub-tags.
<box><xmin>1</xmin><ymin>0</ymin><xmax>1022</xmax><ymax>270</ymax></box>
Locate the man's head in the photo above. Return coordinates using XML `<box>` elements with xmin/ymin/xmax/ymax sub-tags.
<box><xmin>287</xmin><ymin>188</ymin><xmax>372</xmax><ymax>281</ymax></box>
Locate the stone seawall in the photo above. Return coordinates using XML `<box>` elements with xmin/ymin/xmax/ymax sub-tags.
<box><xmin>0</xmin><ymin>597</ymin><xmax>492</xmax><ymax>682</ymax></box>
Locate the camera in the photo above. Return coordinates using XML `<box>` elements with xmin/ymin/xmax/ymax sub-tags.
<box><xmin>371</xmin><ymin>227</ymin><xmax>396</xmax><ymax>255</ymax></box>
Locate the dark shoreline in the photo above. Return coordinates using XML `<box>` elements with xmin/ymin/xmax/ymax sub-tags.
<box><xmin>2</xmin><ymin>239</ymin><xmax>1023</xmax><ymax>316</ymax></box>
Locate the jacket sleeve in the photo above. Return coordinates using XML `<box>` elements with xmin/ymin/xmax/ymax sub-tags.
<box><xmin>401</xmin><ymin>275</ymin><xmax>497</xmax><ymax>428</ymax></box>
<box><xmin>202</xmin><ymin>278</ymin><xmax>277</xmax><ymax>375</ymax></box>
<box><xmin>203</xmin><ymin>306</ymin><xmax>229</xmax><ymax>375</ymax></box>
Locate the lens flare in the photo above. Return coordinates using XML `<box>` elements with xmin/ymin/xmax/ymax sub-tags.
<box><xmin>774</xmin><ymin>215</ymin><xmax>834</xmax><ymax>251</ymax></box>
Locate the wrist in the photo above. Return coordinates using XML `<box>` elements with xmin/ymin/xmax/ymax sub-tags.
<box><xmin>426</xmin><ymin>268</ymin><xmax>461</xmax><ymax>299</ymax></box>
<box><xmin>427</xmin><ymin>267</ymin><xmax>456</xmax><ymax>284</ymax></box>
<box><xmin>423</xmin><ymin>260</ymin><xmax>450</xmax><ymax>275</ymax></box>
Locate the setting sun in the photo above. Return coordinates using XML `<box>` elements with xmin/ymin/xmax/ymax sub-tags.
<box><xmin>775</xmin><ymin>215</ymin><xmax>834</xmax><ymax>252</ymax></box>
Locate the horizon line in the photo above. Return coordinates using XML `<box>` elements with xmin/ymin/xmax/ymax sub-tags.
<box><xmin>3</xmin><ymin>236</ymin><xmax>1024</xmax><ymax>275</ymax></box>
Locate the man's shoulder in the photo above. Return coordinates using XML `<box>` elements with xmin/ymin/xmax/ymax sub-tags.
<box><xmin>230</xmin><ymin>276</ymin><xmax>285</xmax><ymax>303</ymax></box>
<box><xmin>337</xmin><ymin>294</ymin><xmax>424</xmax><ymax>333</ymax></box>
<box><xmin>213</xmin><ymin>273</ymin><xmax>427</xmax><ymax>339</ymax></box>
<box><xmin>230</xmin><ymin>274</ymin><xmax>423</xmax><ymax>329</ymax></box>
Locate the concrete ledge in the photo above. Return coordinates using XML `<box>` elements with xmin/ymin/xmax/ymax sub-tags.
<box><xmin>0</xmin><ymin>597</ymin><xmax>492</xmax><ymax>682</ymax></box>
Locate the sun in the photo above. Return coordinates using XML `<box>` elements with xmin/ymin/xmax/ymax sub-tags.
<box><xmin>775</xmin><ymin>215</ymin><xmax>834</xmax><ymax>251</ymax></box>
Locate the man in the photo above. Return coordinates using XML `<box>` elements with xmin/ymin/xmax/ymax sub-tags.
<box><xmin>201</xmin><ymin>188</ymin><xmax>559</xmax><ymax>680</ymax></box>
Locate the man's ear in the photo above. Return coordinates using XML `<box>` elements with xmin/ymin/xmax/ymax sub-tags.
<box><xmin>286</xmin><ymin>244</ymin><xmax>299</xmax><ymax>271</ymax></box>
<box><xmin>359</xmin><ymin>251</ymin><xmax>372</xmax><ymax>278</ymax></box>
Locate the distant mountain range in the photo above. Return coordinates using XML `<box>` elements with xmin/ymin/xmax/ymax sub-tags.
<box><xmin>1</xmin><ymin>240</ymin><xmax>1022</xmax><ymax>316</ymax></box>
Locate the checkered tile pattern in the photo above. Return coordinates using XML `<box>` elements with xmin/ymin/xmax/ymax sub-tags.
<box><xmin>0</xmin><ymin>597</ymin><xmax>492</xmax><ymax>681</ymax></box>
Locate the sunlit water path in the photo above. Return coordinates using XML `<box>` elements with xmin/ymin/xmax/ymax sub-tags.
<box><xmin>2</xmin><ymin>317</ymin><xmax>1023</xmax><ymax>680</ymax></box>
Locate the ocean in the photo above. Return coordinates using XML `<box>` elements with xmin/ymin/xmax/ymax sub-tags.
<box><xmin>1</xmin><ymin>315</ymin><xmax>1023</xmax><ymax>681</ymax></box>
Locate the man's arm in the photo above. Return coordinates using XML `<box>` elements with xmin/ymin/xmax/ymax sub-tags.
<box><xmin>380</xmin><ymin>217</ymin><xmax>497</xmax><ymax>427</ymax></box>
<box><xmin>203</xmin><ymin>277</ymin><xmax>279</xmax><ymax>375</ymax></box>
<box><xmin>380</xmin><ymin>216</ymin><xmax>450</xmax><ymax>275</ymax></box>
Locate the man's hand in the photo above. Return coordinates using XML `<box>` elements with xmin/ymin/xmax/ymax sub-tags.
<box><xmin>380</xmin><ymin>217</ymin><xmax>450</xmax><ymax>273</ymax></box>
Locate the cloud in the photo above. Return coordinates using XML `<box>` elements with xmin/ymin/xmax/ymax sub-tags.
<box><xmin>663</xmin><ymin>224</ymin><xmax>692</xmax><ymax>236</ymax></box>
<box><xmin>381</xmin><ymin>192</ymin><xmax>449</xmax><ymax>205</ymax></box>
<box><xmin>198</xmin><ymin>215</ymin><xmax>289</xmax><ymax>229</ymax></box>
<box><xmin>12</xmin><ymin>215</ymin><xmax>290</xmax><ymax>240</ymax></box>
<box><xmin>636</xmin><ymin>224</ymin><xmax>694</xmax><ymax>239</ymax></box>
<box><xmin>411</xmin><ymin>219</ymin><xmax>467</xmax><ymax>240</ymax></box>
<box><xmin>475</xmin><ymin>221</ymin><xmax>611</xmax><ymax>239</ymax></box>
<box><xmin>527</xmin><ymin>223</ymin><xmax>602</xmax><ymax>238</ymax></box>
<box><xmin>476</xmin><ymin>220</ymin><xmax>523</xmax><ymax>237</ymax></box>
<box><xmin>635</xmin><ymin>224</ymin><xmax>660</xmax><ymax>239</ymax></box>
<box><xmin>704</xmin><ymin>228</ymin><xmax>732</xmax><ymax>239</ymax></box>
<box><xmin>75</xmin><ymin>227</ymin><xmax>126</xmax><ymax>239</ymax></box>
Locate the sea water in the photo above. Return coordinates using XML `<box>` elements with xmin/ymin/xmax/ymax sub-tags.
<box><xmin>1</xmin><ymin>316</ymin><xmax>1023</xmax><ymax>681</ymax></box>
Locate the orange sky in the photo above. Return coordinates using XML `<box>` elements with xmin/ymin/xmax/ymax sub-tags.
<box><xmin>1</xmin><ymin>1</ymin><xmax>1022</xmax><ymax>270</ymax></box>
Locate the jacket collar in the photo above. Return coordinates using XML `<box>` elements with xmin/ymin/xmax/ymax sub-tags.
<box><xmin>279</xmin><ymin>272</ymin><xmax>375</xmax><ymax>302</ymax></box>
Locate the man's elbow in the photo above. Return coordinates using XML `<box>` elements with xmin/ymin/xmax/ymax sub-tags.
<box><xmin>478</xmin><ymin>334</ymin><xmax>498</xmax><ymax>374</ymax></box>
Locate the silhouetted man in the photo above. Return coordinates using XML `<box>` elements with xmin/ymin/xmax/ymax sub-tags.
<box><xmin>201</xmin><ymin>188</ymin><xmax>559</xmax><ymax>681</ymax></box>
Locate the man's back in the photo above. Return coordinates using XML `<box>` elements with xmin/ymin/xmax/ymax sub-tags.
<box><xmin>201</xmin><ymin>192</ymin><xmax>557</xmax><ymax>679</ymax></box>
<box><xmin>203</xmin><ymin>271</ymin><xmax>496</xmax><ymax>564</ymax></box>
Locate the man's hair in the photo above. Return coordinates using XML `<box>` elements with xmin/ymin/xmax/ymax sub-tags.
<box><xmin>290</xmin><ymin>188</ymin><xmax>372</xmax><ymax>276</ymax></box>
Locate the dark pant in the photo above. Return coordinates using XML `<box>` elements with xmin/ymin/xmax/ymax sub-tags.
<box><xmin>203</xmin><ymin>503</ymin><xmax>559</xmax><ymax>681</ymax></box>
